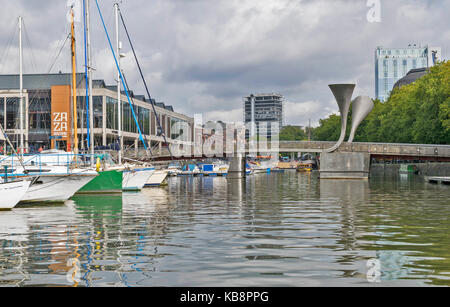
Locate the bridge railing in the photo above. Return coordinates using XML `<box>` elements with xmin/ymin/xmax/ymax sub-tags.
<box><xmin>144</xmin><ymin>141</ymin><xmax>450</xmax><ymax>159</ymax></box>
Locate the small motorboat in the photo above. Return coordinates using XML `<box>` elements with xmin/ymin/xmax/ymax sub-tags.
<box><xmin>297</xmin><ymin>163</ymin><xmax>313</xmax><ymax>173</ymax></box>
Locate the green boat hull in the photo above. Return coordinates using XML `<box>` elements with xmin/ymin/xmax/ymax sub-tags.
<box><xmin>77</xmin><ymin>170</ymin><xmax>123</xmax><ymax>194</ymax></box>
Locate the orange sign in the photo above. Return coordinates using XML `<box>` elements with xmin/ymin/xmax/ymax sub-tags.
<box><xmin>51</xmin><ymin>85</ymin><xmax>72</xmax><ymax>149</ymax></box>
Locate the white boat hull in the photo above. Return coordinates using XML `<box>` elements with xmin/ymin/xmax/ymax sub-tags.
<box><xmin>122</xmin><ymin>167</ymin><xmax>155</xmax><ymax>191</ymax></box>
<box><xmin>21</xmin><ymin>174</ymin><xmax>97</xmax><ymax>203</ymax></box>
<box><xmin>0</xmin><ymin>180</ymin><xmax>31</xmax><ymax>210</ymax></box>
<box><xmin>145</xmin><ymin>170</ymin><xmax>168</xmax><ymax>187</ymax></box>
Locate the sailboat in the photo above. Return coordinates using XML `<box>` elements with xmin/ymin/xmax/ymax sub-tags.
<box><xmin>145</xmin><ymin>169</ymin><xmax>169</xmax><ymax>187</ymax></box>
<box><xmin>122</xmin><ymin>165</ymin><xmax>155</xmax><ymax>190</ymax></box>
<box><xmin>0</xmin><ymin>74</ymin><xmax>31</xmax><ymax>209</ymax></box>
<box><xmin>0</xmin><ymin>15</ymin><xmax>98</xmax><ymax>203</ymax></box>
<box><xmin>80</xmin><ymin>1</ymin><xmax>169</xmax><ymax>192</ymax></box>
<box><xmin>112</xmin><ymin>3</ymin><xmax>174</xmax><ymax>188</ymax></box>
<box><xmin>74</xmin><ymin>0</ymin><xmax>124</xmax><ymax>194</ymax></box>
<box><xmin>112</xmin><ymin>3</ymin><xmax>156</xmax><ymax>191</ymax></box>
<box><xmin>0</xmin><ymin>179</ymin><xmax>31</xmax><ymax>210</ymax></box>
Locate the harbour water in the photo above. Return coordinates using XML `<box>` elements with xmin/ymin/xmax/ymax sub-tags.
<box><xmin>0</xmin><ymin>171</ymin><xmax>449</xmax><ymax>287</ymax></box>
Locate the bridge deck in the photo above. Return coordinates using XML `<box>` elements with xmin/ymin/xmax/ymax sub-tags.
<box><xmin>143</xmin><ymin>141</ymin><xmax>450</xmax><ymax>161</ymax></box>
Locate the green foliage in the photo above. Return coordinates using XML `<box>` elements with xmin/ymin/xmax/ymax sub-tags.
<box><xmin>312</xmin><ymin>61</ymin><xmax>450</xmax><ymax>144</ymax></box>
<box><xmin>312</xmin><ymin>114</ymin><xmax>343</xmax><ymax>141</ymax></box>
<box><xmin>279</xmin><ymin>125</ymin><xmax>308</xmax><ymax>141</ymax></box>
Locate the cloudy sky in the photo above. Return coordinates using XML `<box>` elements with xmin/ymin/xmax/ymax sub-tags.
<box><xmin>0</xmin><ymin>0</ymin><xmax>448</xmax><ymax>126</ymax></box>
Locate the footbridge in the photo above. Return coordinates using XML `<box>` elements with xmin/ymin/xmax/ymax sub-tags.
<box><xmin>145</xmin><ymin>141</ymin><xmax>450</xmax><ymax>162</ymax></box>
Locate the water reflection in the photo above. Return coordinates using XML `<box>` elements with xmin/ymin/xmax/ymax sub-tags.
<box><xmin>320</xmin><ymin>179</ymin><xmax>369</xmax><ymax>202</ymax></box>
<box><xmin>0</xmin><ymin>173</ymin><xmax>449</xmax><ymax>286</ymax></box>
<box><xmin>227</xmin><ymin>178</ymin><xmax>246</xmax><ymax>203</ymax></box>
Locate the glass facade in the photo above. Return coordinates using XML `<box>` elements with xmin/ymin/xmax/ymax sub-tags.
<box><xmin>102</xmin><ymin>96</ymin><xmax>174</xmax><ymax>137</ymax></box>
<box><xmin>0</xmin><ymin>98</ymin><xmax>3</xmax><ymax>129</ymax></box>
<box><xmin>0</xmin><ymin>73</ymin><xmax>193</xmax><ymax>151</ymax></box>
<box><xmin>170</xmin><ymin>117</ymin><xmax>190</xmax><ymax>141</ymax></box>
<box><xmin>106</xmin><ymin>96</ymin><xmax>119</xmax><ymax>130</ymax></box>
<box><xmin>375</xmin><ymin>46</ymin><xmax>432</xmax><ymax>102</ymax></box>
<box><xmin>76</xmin><ymin>96</ymin><xmax>104</xmax><ymax>129</ymax></box>
<box><xmin>28</xmin><ymin>91</ymin><xmax>51</xmax><ymax>139</ymax></box>
<box><xmin>6</xmin><ymin>97</ymin><xmax>19</xmax><ymax>129</ymax></box>
<box><xmin>138</xmin><ymin>106</ymin><xmax>150</xmax><ymax>135</ymax></box>
<box><xmin>93</xmin><ymin>96</ymin><xmax>103</xmax><ymax>129</ymax></box>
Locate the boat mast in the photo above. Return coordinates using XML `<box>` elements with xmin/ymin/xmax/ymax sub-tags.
<box><xmin>71</xmin><ymin>8</ymin><xmax>79</xmax><ymax>154</ymax></box>
<box><xmin>85</xmin><ymin>0</ymin><xmax>94</xmax><ymax>158</ymax></box>
<box><xmin>114</xmin><ymin>2</ymin><xmax>122</xmax><ymax>165</ymax></box>
<box><xmin>18</xmin><ymin>16</ymin><xmax>24</xmax><ymax>157</ymax></box>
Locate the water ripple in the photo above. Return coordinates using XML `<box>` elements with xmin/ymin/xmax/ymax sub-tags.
<box><xmin>0</xmin><ymin>173</ymin><xmax>449</xmax><ymax>286</ymax></box>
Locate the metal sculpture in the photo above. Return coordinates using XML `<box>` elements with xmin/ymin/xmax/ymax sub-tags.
<box><xmin>348</xmin><ymin>96</ymin><xmax>374</xmax><ymax>143</ymax></box>
<box><xmin>325</xmin><ymin>84</ymin><xmax>355</xmax><ymax>153</ymax></box>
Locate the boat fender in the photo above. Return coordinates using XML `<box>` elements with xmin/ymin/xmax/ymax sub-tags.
<box><xmin>96</xmin><ymin>157</ymin><xmax>101</xmax><ymax>172</ymax></box>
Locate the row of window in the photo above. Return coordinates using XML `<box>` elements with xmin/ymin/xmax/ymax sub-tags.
<box><xmin>379</xmin><ymin>48</ymin><xmax>426</xmax><ymax>56</ymax></box>
<box><xmin>0</xmin><ymin>96</ymin><xmax>188</xmax><ymax>140</ymax></box>
<box><xmin>381</xmin><ymin>58</ymin><xmax>427</xmax><ymax>68</ymax></box>
<box><xmin>253</xmin><ymin>96</ymin><xmax>282</xmax><ymax>101</ymax></box>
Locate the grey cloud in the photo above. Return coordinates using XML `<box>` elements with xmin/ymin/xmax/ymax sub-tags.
<box><xmin>0</xmin><ymin>0</ymin><xmax>449</xmax><ymax>127</ymax></box>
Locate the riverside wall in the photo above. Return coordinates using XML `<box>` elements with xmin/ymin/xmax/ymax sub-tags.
<box><xmin>370</xmin><ymin>162</ymin><xmax>450</xmax><ymax>177</ymax></box>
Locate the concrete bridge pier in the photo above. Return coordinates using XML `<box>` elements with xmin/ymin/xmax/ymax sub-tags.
<box><xmin>319</xmin><ymin>152</ymin><xmax>371</xmax><ymax>179</ymax></box>
<box><xmin>227</xmin><ymin>154</ymin><xmax>247</xmax><ymax>179</ymax></box>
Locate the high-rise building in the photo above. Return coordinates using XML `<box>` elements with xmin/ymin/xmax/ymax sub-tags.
<box><xmin>243</xmin><ymin>93</ymin><xmax>283</xmax><ymax>139</ymax></box>
<box><xmin>375</xmin><ymin>45</ymin><xmax>441</xmax><ymax>101</ymax></box>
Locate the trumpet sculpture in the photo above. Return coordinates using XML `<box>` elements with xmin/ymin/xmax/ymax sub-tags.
<box><xmin>348</xmin><ymin>96</ymin><xmax>374</xmax><ymax>143</ymax></box>
<box><xmin>325</xmin><ymin>84</ymin><xmax>355</xmax><ymax>153</ymax></box>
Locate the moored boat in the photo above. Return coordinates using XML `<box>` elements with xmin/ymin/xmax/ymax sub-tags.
<box><xmin>145</xmin><ymin>170</ymin><xmax>169</xmax><ymax>187</ymax></box>
<box><xmin>122</xmin><ymin>166</ymin><xmax>155</xmax><ymax>191</ymax></box>
<box><xmin>297</xmin><ymin>162</ymin><xmax>313</xmax><ymax>173</ymax></box>
<box><xmin>0</xmin><ymin>180</ymin><xmax>31</xmax><ymax>210</ymax></box>
<box><xmin>0</xmin><ymin>154</ymin><xmax>99</xmax><ymax>203</ymax></box>
<box><xmin>11</xmin><ymin>166</ymin><xmax>98</xmax><ymax>203</ymax></box>
<box><xmin>77</xmin><ymin>169</ymin><xmax>123</xmax><ymax>194</ymax></box>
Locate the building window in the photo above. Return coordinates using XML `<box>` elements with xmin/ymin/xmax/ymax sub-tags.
<box><xmin>0</xmin><ymin>98</ymin><xmax>4</xmax><ymax>128</ymax></box>
<box><xmin>28</xmin><ymin>93</ymin><xmax>51</xmax><ymax>134</ymax></box>
<box><xmin>123</xmin><ymin>103</ymin><xmax>131</xmax><ymax>133</ymax></box>
<box><xmin>393</xmin><ymin>60</ymin><xmax>398</xmax><ymax>78</ymax></box>
<box><xmin>6</xmin><ymin>97</ymin><xmax>19</xmax><ymax>129</ymax></box>
<box><xmin>138</xmin><ymin>106</ymin><xmax>149</xmax><ymax>135</ymax></box>
<box><xmin>93</xmin><ymin>96</ymin><xmax>103</xmax><ymax>129</ymax></box>
<box><xmin>132</xmin><ymin>105</ymin><xmax>138</xmax><ymax>134</ymax></box>
<box><xmin>106</xmin><ymin>97</ymin><xmax>118</xmax><ymax>130</ymax></box>
<box><xmin>151</xmin><ymin>112</ymin><xmax>155</xmax><ymax>135</ymax></box>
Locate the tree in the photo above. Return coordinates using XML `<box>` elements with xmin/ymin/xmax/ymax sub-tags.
<box><xmin>312</xmin><ymin>61</ymin><xmax>450</xmax><ymax>144</ymax></box>
<box><xmin>279</xmin><ymin>125</ymin><xmax>307</xmax><ymax>141</ymax></box>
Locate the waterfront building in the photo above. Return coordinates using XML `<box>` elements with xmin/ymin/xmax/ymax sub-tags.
<box><xmin>375</xmin><ymin>45</ymin><xmax>441</xmax><ymax>101</ymax></box>
<box><xmin>0</xmin><ymin>73</ymin><xmax>193</xmax><ymax>153</ymax></box>
<box><xmin>243</xmin><ymin>93</ymin><xmax>283</xmax><ymax>139</ymax></box>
